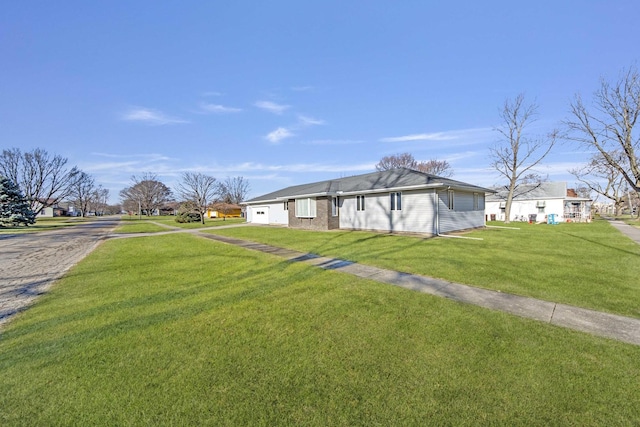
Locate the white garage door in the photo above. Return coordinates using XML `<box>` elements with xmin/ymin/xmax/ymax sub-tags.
<box><xmin>252</xmin><ymin>207</ymin><xmax>269</xmax><ymax>224</ymax></box>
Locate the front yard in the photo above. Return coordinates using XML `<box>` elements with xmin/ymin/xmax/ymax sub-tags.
<box><xmin>205</xmin><ymin>219</ymin><xmax>640</xmax><ymax>318</ymax></box>
<box><xmin>1</xmin><ymin>221</ymin><xmax>639</xmax><ymax>425</ymax></box>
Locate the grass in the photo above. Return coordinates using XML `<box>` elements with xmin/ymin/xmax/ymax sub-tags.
<box><xmin>204</xmin><ymin>219</ymin><xmax>640</xmax><ymax>318</ymax></box>
<box><xmin>117</xmin><ymin>215</ymin><xmax>245</xmax><ymax>232</ymax></box>
<box><xmin>1</xmin><ymin>233</ymin><xmax>638</xmax><ymax>426</ymax></box>
<box><xmin>0</xmin><ymin>216</ymin><xmax>92</xmax><ymax>233</ymax></box>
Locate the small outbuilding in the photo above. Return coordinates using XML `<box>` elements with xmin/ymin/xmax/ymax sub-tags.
<box><xmin>243</xmin><ymin>168</ymin><xmax>494</xmax><ymax>235</ymax></box>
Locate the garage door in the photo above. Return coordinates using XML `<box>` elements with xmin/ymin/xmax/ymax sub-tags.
<box><xmin>252</xmin><ymin>207</ymin><xmax>269</xmax><ymax>224</ymax></box>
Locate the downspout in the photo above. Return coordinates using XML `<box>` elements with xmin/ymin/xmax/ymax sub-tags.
<box><xmin>435</xmin><ymin>188</ymin><xmax>439</xmax><ymax>236</ymax></box>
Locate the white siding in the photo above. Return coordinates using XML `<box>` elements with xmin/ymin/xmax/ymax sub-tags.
<box><xmin>247</xmin><ymin>202</ymin><xmax>289</xmax><ymax>225</ymax></box>
<box><xmin>454</xmin><ymin>192</ymin><xmax>474</xmax><ymax>211</ymax></box>
<box><xmin>485</xmin><ymin>198</ymin><xmax>564</xmax><ymax>222</ymax></box>
<box><xmin>438</xmin><ymin>190</ymin><xmax>486</xmax><ymax>233</ymax></box>
<box><xmin>38</xmin><ymin>207</ymin><xmax>54</xmax><ymax>218</ymax></box>
<box><xmin>339</xmin><ymin>189</ymin><xmax>437</xmax><ymax>234</ymax></box>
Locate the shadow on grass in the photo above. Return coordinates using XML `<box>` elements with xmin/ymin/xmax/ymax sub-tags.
<box><xmin>1</xmin><ymin>256</ymin><xmax>314</xmax><ymax>361</ymax></box>
<box><xmin>558</xmin><ymin>230</ymin><xmax>640</xmax><ymax>258</ymax></box>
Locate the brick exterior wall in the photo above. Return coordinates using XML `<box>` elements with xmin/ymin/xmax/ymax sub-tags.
<box><xmin>288</xmin><ymin>196</ymin><xmax>340</xmax><ymax>231</ymax></box>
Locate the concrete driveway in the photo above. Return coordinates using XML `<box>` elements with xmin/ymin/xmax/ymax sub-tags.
<box><xmin>0</xmin><ymin>218</ymin><xmax>119</xmax><ymax>329</ymax></box>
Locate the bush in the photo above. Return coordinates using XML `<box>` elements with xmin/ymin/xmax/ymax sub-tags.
<box><xmin>175</xmin><ymin>212</ymin><xmax>202</xmax><ymax>223</ymax></box>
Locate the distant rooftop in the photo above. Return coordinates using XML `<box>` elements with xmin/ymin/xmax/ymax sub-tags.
<box><xmin>486</xmin><ymin>182</ymin><xmax>590</xmax><ymax>201</ymax></box>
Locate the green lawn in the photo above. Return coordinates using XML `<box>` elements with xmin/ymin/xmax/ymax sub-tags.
<box><xmin>0</xmin><ymin>216</ymin><xmax>92</xmax><ymax>233</ymax></box>
<box><xmin>118</xmin><ymin>216</ymin><xmax>245</xmax><ymax>232</ymax></box>
<box><xmin>1</xmin><ymin>233</ymin><xmax>638</xmax><ymax>426</ymax></box>
<box><xmin>205</xmin><ymin>219</ymin><xmax>640</xmax><ymax>318</ymax></box>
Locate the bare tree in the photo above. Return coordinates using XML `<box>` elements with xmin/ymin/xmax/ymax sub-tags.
<box><xmin>375</xmin><ymin>153</ymin><xmax>453</xmax><ymax>177</ymax></box>
<box><xmin>119</xmin><ymin>173</ymin><xmax>172</xmax><ymax>216</ymax></box>
<box><xmin>0</xmin><ymin>148</ymin><xmax>80</xmax><ymax>215</ymax></box>
<box><xmin>68</xmin><ymin>173</ymin><xmax>109</xmax><ymax>217</ymax></box>
<box><xmin>570</xmin><ymin>151</ymin><xmax>628</xmax><ymax>215</ymax></box>
<box><xmin>175</xmin><ymin>172</ymin><xmax>217</xmax><ymax>224</ymax></box>
<box><xmin>68</xmin><ymin>171</ymin><xmax>97</xmax><ymax>217</ymax></box>
<box><xmin>414</xmin><ymin>159</ymin><xmax>453</xmax><ymax>177</ymax></box>
<box><xmin>489</xmin><ymin>94</ymin><xmax>557</xmax><ymax>223</ymax></box>
<box><xmin>375</xmin><ymin>153</ymin><xmax>417</xmax><ymax>171</ymax></box>
<box><xmin>574</xmin><ymin>185</ymin><xmax>592</xmax><ymax>200</ymax></box>
<box><xmin>564</xmin><ymin>66</ymin><xmax>640</xmax><ymax>218</ymax></box>
<box><xmin>218</xmin><ymin>176</ymin><xmax>250</xmax><ymax>204</ymax></box>
<box><xmin>92</xmin><ymin>187</ymin><xmax>110</xmax><ymax>216</ymax></box>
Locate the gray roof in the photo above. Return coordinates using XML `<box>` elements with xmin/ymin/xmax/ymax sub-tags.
<box><xmin>486</xmin><ymin>182</ymin><xmax>568</xmax><ymax>201</ymax></box>
<box><xmin>245</xmin><ymin>168</ymin><xmax>495</xmax><ymax>204</ymax></box>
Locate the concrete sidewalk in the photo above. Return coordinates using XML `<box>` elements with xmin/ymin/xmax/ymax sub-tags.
<box><xmin>606</xmin><ymin>218</ymin><xmax>640</xmax><ymax>245</ymax></box>
<box><xmin>200</xmin><ymin>232</ymin><xmax>640</xmax><ymax>346</ymax></box>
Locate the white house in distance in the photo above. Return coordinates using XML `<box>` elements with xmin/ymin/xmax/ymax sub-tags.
<box><xmin>244</xmin><ymin>168</ymin><xmax>495</xmax><ymax>235</ymax></box>
<box><xmin>485</xmin><ymin>182</ymin><xmax>592</xmax><ymax>223</ymax></box>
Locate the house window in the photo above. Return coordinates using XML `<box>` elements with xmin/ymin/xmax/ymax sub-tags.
<box><xmin>332</xmin><ymin>196</ymin><xmax>339</xmax><ymax>216</ymax></box>
<box><xmin>356</xmin><ymin>195</ymin><xmax>365</xmax><ymax>211</ymax></box>
<box><xmin>448</xmin><ymin>190</ymin><xmax>455</xmax><ymax>210</ymax></box>
<box><xmin>295</xmin><ymin>198</ymin><xmax>317</xmax><ymax>218</ymax></box>
<box><xmin>283</xmin><ymin>201</ymin><xmax>288</xmax><ymax>210</ymax></box>
<box><xmin>473</xmin><ymin>193</ymin><xmax>479</xmax><ymax>210</ymax></box>
<box><xmin>390</xmin><ymin>192</ymin><xmax>401</xmax><ymax>210</ymax></box>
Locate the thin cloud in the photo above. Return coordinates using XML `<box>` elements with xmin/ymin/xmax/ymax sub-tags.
<box><xmin>380</xmin><ymin>127</ymin><xmax>494</xmax><ymax>144</ymax></box>
<box><xmin>291</xmin><ymin>86</ymin><xmax>314</xmax><ymax>92</ymax></box>
<box><xmin>380</xmin><ymin>132</ymin><xmax>457</xmax><ymax>142</ymax></box>
<box><xmin>201</xmin><ymin>91</ymin><xmax>223</xmax><ymax>97</ymax></box>
<box><xmin>224</xmin><ymin>161</ymin><xmax>374</xmax><ymax>173</ymax></box>
<box><xmin>121</xmin><ymin>108</ymin><xmax>188</xmax><ymax>125</ymax></box>
<box><xmin>303</xmin><ymin>139</ymin><xmax>363</xmax><ymax>146</ymax></box>
<box><xmin>255</xmin><ymin>100</ymin><xmax>290</xmax><ymax>115</ymax></box>
<box><xmin>440</xmin><ymin>151</ymin><xmax>481</xmax><ymax>162</ymax></box>
<box><xmin>298</xmin><ymin>115</ymin><xmax>325</xmax><ymax>126</ymax></box>
<box><xmin>83</xmin><ymin>152</ymin><xmax>178</xmax><ymax>174</ymax></box>
<box><xmin>199</xmin><ymin>102</ymin><xmax>243</xmax><ymax>113</ymax></box>
<box><xmin>266</xmin><ymin>127</ymin><xmax>294</xmax><ymax>143</ymax></box>
<box><xmin>91</xmin><ymin>152</ymin><xmax>173</xmax><ymax>161</ymax></box>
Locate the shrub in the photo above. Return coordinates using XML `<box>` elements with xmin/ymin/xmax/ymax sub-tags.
<box><xmin>175</xmin><ymin>212</ymin><xmax>201</xmax><ymax>223</ymax></box>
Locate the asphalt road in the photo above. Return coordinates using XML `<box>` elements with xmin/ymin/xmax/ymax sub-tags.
<box><xmin>0</xmin><ymin>218</ymin><xmax>120</xmax><ymax>329</ymax></box>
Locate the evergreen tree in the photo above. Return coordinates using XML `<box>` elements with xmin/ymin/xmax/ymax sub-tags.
<box><xmin>0</xmin><ymin>175</ymin><xmax>36</xmax><ymax>227</ymax></box>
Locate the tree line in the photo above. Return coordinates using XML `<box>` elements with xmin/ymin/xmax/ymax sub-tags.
<box><xmin>489</xmin><ymin>65</ymin><xmax>640</xmax><ymax>222</ymax></box>
<box><xmin>119</xmin><ymin>172</ymin><xmax>250</xmax><ymax>225</ymax></box>
<box><xmin>0</xmin><ymin>148</ymin><xmax>250</xmax><ymax>226</ymax></box>
<box><xmin>0</xmin><ymin>148</ymin><xmax>111</xmax><ymax>226</ymax></box>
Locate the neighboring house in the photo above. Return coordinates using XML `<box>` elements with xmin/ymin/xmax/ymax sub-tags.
<box><xmin>243</xmin><ymin>168</ymin><xmax>494</xmax><ymax>235</ymax></box>
<box><xmin>37</xmin><ymin>202</ymin><xmax>68</xmax><ymax>217</ymax></box>
<box><xmin>207</xmin><ymin>202</ymin><xmax>243</xmax><ymax>218</ymax></box>
<box><xmin>485</xmin><ymin>182</ymin><xmax>592</xmax><ymax>223</ymax></box>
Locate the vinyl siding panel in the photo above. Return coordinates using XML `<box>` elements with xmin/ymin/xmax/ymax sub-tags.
<box><xmin>455</xmin><ymin>192</ymin><xmax>474</xmax><ymax>211</ymax></box>
<box><xmin>438</xmin><ymin>190</ymin><xmax>485</xmax><ymax>232</ymax></box>
<box><xmin>339</xmin><ymin>189</ymin><xmax>437</xmax><ymax>234</ymax></box>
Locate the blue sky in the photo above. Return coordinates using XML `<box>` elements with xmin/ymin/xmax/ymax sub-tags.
<box><xmin>1</xmin><ymin>1</ymin><xmax>638</xmax><ymax>203</ymax></box>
